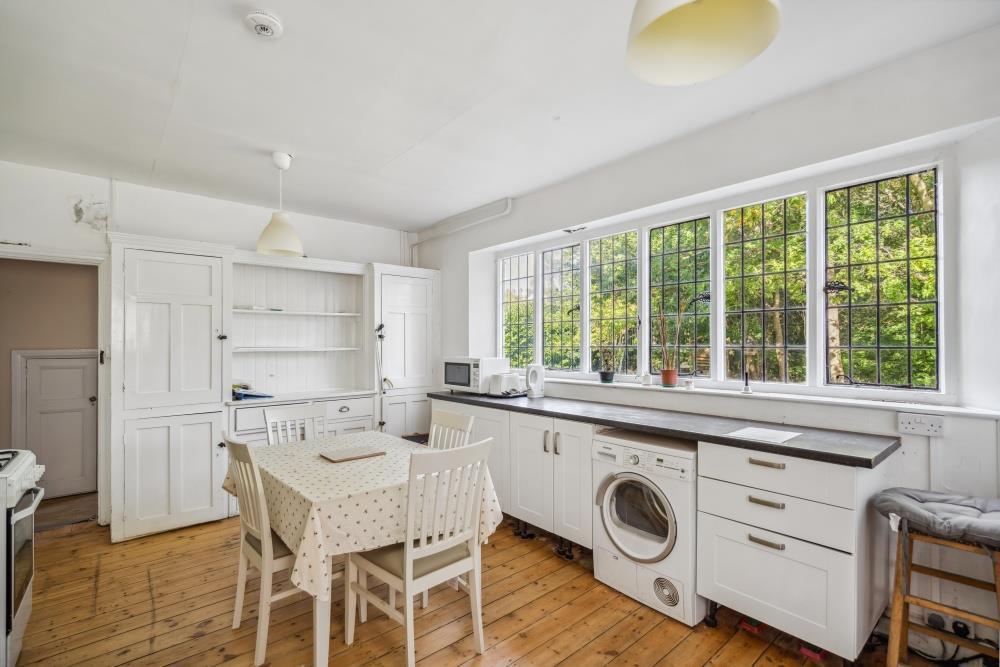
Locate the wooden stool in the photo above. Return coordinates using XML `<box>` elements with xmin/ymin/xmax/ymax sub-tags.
<box><xmin>887</xmin><ymin>518</ymin><xmax>1000</xmax><ymax>666</ymax></box>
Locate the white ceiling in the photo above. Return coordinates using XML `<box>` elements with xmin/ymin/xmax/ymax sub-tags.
<box><xmin>2</xmin><ymin>1</ymin><xmax>999</xmax><ymax>231</ymax></box>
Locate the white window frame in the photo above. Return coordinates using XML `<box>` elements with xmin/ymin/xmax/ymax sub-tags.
<box><xmin>493</xmin><ymin>147</ymin><xmax>955</xmax><ymax>405</ymax></box>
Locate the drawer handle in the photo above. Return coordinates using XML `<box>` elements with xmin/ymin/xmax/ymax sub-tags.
<box><xmin>748</xmin><ymin>534</ymin><xmax>786</xmax><ymax>551</ymax></box>
<box><xmin>748</xmin><ymin>457</ymin><xmax>786</xmax><ymax>470</ymax></box>
<box><xmin>748</xmin><ymin>495</ymin><xmax>785</xmax><ymax>510</ymax></box>
<box><xmin>339</xmin><ymin>406</ymin><xmax>350</xmax><ymax>413</ymax></box>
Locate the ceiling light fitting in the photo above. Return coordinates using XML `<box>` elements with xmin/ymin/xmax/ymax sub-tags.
<box><xmin>627</xmin><ymin>0</ymin><xmax>781</xmax><ymax>86</ymax></box>
<box><xmin>256</xmin><ymin>151</ymin><xmax>304</xmax><ymax>257</ymax></box>
<box><xmin>244</xmin><ymin>11</ymin><xmax>284</xmax><ymax>39</ymax></box>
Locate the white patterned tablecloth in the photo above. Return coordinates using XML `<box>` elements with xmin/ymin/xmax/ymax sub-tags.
<box><xmin>222</xmin><ymin>431</ymin><xmax>504</xmax><ymax>601</ymax></box>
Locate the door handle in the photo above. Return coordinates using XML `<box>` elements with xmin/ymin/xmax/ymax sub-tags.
<box><xmin>748</xmin><ymin>457</ymin><xmax>785</xmax><ymax>470</ymax></box>
<box><xmin>748</xmin><ymin>534</ymin><xmax>786</xmax><ymax>551</ymax></box>
<box><xmin>543</xmin><ymin>430</ymin><xmax>550</xmax><ymax>453</ymax></box>
<box><xmin>217</xmin><ymin>442</ymin><xmax>226</xmax><ymax>449</ymax></box>
<box><xmin>88</xmin><ymin>396</ymin><xmax>97</xmax><ymax>404</ymax></box>
<box><xmin>217</xmin><ymin>334</ymin><xmax>228</xmax><ymax>341</ymax></box>
<box><xmin>554</xmin><ymin>432</ymin><xmax>561</xmax><ymax>455</ymax></box>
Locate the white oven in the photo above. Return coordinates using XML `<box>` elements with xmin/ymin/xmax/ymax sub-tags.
<box><xmin>442</xmin><ymin>357</ymin><xmax>510</xmax><ymax>394</ymax></box>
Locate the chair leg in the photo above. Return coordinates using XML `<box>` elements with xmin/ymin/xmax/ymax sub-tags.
<box><xmin>404</xmin><ymin>591</ymin><xmax>416</xmax><ymax>667</ymax></box>
<box><xmin>345</xmin><ymin>557</ymin><xmax>357</xmax><ymax>645</ymax></box>
<box><xmin>992</xmin><ymin>550</ymin><xmax>1000</xmax><ymax>616</ymax></box>
<box><xmin>254</xmin><ymin>564</ymin><xmax>273</xmax><ymax>666</ymax></box>
<box><xmin>469</xmin><ymin>558</ymin><xmax>485</xmax><ymax>655</ymax></box>
<box><xmin>422</xmin><ymin>589</ymin><xmax>429</xmax><ymax>609</ymax></box>
<box><xmin>887</xmin><ymin>524</ymin><xmax>911</xmax><ymax>667</ymax></box>
<box><xmin>390</xmin><ymin>587</ymin><xmax>396</xmax><ymax>609</ymax></box>
<box><xmin>232</xmin><ymin>548</ymin><xmax>248</xmax><ymax>629</ymax></box>
<box><xmin>359</xmin><ymin>569</ymin><xmax>368</xmax><ymax>623</ymax></box>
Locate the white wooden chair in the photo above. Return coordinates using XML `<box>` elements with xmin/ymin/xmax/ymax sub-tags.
<box><xmin>226</xmin><ymin>433</ymin><xmax>342</xmax><ymax>666</ymax></box>
<box><xmin>428</xmin><ymin>410</ymin><xmax>475</xmax><ymax>450</ymax></box>
<box><xmin>263</xmin><ymin>404</ymin><xmax>328</xmax><ymax>445</ymax></box>
<box><xmin>345</xmin><ymin>439</ymin><xmax>493</xmax><ymax>667</ymax></box>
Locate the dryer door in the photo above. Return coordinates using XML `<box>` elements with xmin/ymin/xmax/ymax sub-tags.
<box><xmin>596</xmin><ymin>472</ymin><xmax>677</xmax><ymax>564</ymax></box>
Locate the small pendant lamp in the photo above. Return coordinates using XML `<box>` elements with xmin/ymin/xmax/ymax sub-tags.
<box><xmin>627</xmin><ymin>0</ymin><xmax>781</xmax><ymax>86</ymax></box>
<box><xmin>256</xmin><ymin>151</ymin><xmax>304</xmax><ymax>257</ymax></box>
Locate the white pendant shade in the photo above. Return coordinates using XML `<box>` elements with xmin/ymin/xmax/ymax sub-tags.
<box><xmin>627</xmin><ymin>0</ymin><xmax>781</xmax><ymax>86</ymax></box>
<box><xmin>256</xmin><ymin>211</ymin><xmax>304</xmax><ymax>256</ymax></box>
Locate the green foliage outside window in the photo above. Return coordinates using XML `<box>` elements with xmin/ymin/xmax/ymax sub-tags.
<box><xmin>542</xmin><ymin>245</ymin><xmax>582</xmax><ymax>370</ymax></box>
<box><xmin>590</xmin><ymin>231</ymin><xmax>639</xmax><ymax>373</ymax></box>
<box><xmin>500</xmin><ymin>252</ymin><xmax>534</xmax><ymax>368</ymax></box>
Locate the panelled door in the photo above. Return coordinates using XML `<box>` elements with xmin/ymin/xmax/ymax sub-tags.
<box><xmin>551</xmin><ymin>418</ymin><xmax>593</xmax><ymax>548</ymax></box>
<box><xmin>123</xmin><ymin>412</ymin><xmax>227</xmax><ymax>537</ymax></box>
<box><xmin>124</xmin><ymin>249</ymin><xmax>223</xmax><ymax>409</ymax></box>
<box><xmin>382</xmin><ymin>392</ymin><xmax>431</xmax><ymax>436</ymax></box>
<box><xmin>25</xmin><ymin>356</ymin><xmax>98</xmax><ymax>498</ymax></box>
<box><xmin>380</xmin><ymin>275</ymin><xmax>434</xmax><ymax>390</ymax></box>
<box><xmin>508</xmin><ymin>412</ymin><xmax>553</xmax><ymax>530</ymax></box>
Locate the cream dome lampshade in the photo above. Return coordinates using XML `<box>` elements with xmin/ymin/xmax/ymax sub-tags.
<box><xmin>627</xmin><ymin>0</ymin><xmax>781</xmax><ymax>86</ymax></box>
<box><xmin>256</xmin><ymin>151</ymin><xmax>304</xmax><ymax>257</ymax></box>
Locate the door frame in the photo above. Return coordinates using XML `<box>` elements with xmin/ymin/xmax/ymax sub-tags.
<box><xmin>10</xmin><ymin>348</ymin><xmax>99</xmax><ymax>451</ymax></box>
<box><xmin>0</xmin><ymin>244</ymin><xmax>109</xmax><ymax>525</ymax></box>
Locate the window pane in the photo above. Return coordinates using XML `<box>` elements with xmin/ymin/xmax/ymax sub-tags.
<box><xmin>591</xmin><ymin>231</ymin><xmax>639</xmax><ymax>374</ymax></box>
<box><xmin>723</xmin><ymin>197</ymin><xmax>806</xmax><ymax>384</ymax></box>
<box><xmin>823</xmin><ymin>168</ymin><xmax>939</xmax><ymax>389</ymax></box>
<box><xmin>500</xmin><ymin>252</ymin><xmax>535</xmax><ymax>367</ymax></box>
<box><xmin>649</xmin><ymin>218</ymin><xmax>711</xmax><ymax>377</ymax></box>
<box><xmin>542</xmin><ymin>245</ymin><xmax>581</xmax><ymax>370</ymax></box>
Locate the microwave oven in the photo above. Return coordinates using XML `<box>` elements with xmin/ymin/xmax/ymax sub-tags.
<box><xmin>443</xmin><ymin>357</ymin><xmax>510</xmax><ymax>394</ymax></box>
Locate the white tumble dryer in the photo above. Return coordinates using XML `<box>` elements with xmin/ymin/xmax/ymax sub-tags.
<box><xmin>592</xmin><ymin>428</ymin><xmax>706</xmax><ymax>626</ymax></box>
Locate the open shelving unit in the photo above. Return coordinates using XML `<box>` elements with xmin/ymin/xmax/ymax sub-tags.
<box><xmin>231</xmin><ymin>257</ymin><xmax>371</xmax><ymax>395</ymax></box>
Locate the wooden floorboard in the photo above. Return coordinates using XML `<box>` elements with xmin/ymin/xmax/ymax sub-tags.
<box><xmin>25</xmin><ymin>517</ymin><xmax>898</xmax><ymax>666</ymax></box>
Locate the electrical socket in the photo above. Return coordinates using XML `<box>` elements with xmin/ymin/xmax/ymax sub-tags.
<box><xmin>897</xmin><ymin>412</ymin><xmax>944</xmax><ymax>436</ymax></box>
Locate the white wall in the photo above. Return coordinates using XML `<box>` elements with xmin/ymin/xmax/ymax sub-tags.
<box><xmin>0</xmin><ymin>160</ymin><xmax>406</xmax><ymax>264</ymax></box>
<box><xmin>416</xmin><ymin>24</ymin><xmax>1000</xmax><ymax>368</ymax></box>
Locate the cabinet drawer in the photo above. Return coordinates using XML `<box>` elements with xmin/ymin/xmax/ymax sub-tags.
<box><xmin>698</xmin><ymin>442</ymin><xmax>856</xmax><ymax>509</ymax></box>
<box><xmin>698</xmin><ymin>477</ymin><xmax>855</xmax><ymax>553</ymax></box>
<box><xmin>317</xmin><ymin>397</ymin><xmax>373</xmax><ymax>420</ymax></box>
<box><xmin>328</xmin><ymin>417</ymin><xmax>373</xmax><ymax>435</ymax></box>
<box><xmin>234</xmin><ymin>402</ymin><xmax>307</xmax><ymax>432</ymax></box>
<box><xmin>697</xmin><ymin>511</ymin><xmax>855</xmax><ymax>659</ymax></box>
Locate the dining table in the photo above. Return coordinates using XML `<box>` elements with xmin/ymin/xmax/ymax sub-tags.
<box><xmin>221</xmin><ymin>430</ymin><xmax>504</xmax><ymax>666</ymax></box>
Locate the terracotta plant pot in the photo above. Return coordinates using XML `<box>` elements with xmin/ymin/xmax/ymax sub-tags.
<box><xmin>661</xmin><ymin>368</ymin><xmax>678</xmax><ymax>387</ymax></box>
<box><xmin>598</xmin><ymin>370</ymin><xmax>615</xmax><ymax>384</ymax></box>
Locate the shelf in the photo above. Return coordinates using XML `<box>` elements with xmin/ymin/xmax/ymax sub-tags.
<box><xmin>233</xmin><ymin>309</ymin><xmax>362</xmax><ymax>317</ymax></box>
<box><xmin>232</xmin><ymin>347</ymin><xmax>361</xmax><ymax>353</ymax></box>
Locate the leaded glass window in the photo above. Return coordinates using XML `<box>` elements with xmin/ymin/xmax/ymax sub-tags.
<box><xmin>541</xmin><ymin>245</ymin><xmax>582</xmax><ymax>370</ymax></box>
<box><xmin>500</xmin><ymin>252</ymin><xmax>535</xmax><ymax>368</ymax></box>
<box><xmin>589</xmin><ymin>231</ymin><xmax>639</xmax><ymax>374</ymax></box>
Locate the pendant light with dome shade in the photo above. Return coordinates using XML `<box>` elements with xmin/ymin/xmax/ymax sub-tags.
<box><xmin>256</xmin><ymin>151</ymin><xmax>304</xmax><ymax>257</ymax></box>
<box><xmin>627</xmin><ymin>0</ymin><xmax>781</xmax><ymax>86</ymax></box>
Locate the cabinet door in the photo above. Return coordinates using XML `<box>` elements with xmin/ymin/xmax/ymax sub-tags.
<box><xmin>382</xmin><ymin>393</ymin><xmax>431</xmax><ymax>436</ymax></box>
<box><xmin>380</xmin><ymin>275</ymin><xmax>435</xmax><ymax>389</ymax></box>
<box><xmin>468</xmin><ymin>407</ymin><xmax>511</xmax><ymax>513</ymax></box>
<box><xmin>124</xmin><ymin>249</ymin><xmax>223</xmax><ymax>409</ymax></box>
<box><xmin>123</xmin><ymin>412</ymin><xmax>227</xmax><ymax>537</ymax></box>
<box><xmin>508</xmin><ymin>413</ymin><xmax>553</xmax><ymax>530</ymax></box>
<box><xmin>552</xmin><ymin>419</ymin><xmax>593</xmax><ymax>548</ymax></box>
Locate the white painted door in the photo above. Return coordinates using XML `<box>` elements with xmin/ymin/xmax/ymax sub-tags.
<box><xmin>25</xmin><ymin>356</ymin><xmax>97</xmax><ymax>498</ymax></box>
<box><xmin>551</xmin><ymin>418</ymin><xmax>593</xmax><ymax>547</ymax></box>
<box><xmin>123</xmin><ymin>412</ymin><xmax>227</xmax><ymax>537</ymax></box>
<box><xmin>382</xmin><ymin>393</ymin><xmax>431</xmax><ymax>436</ymax></box>
<box><xmin>380</xmin><ymin>275</ymin><xmax>434</xmax><ymax>390</ymax></box>
<box><xmin>124</xmin><ymin>249</ymin><xmax>223</xmax><ymax>409</ymax></box>
<box><xmin>508</xmin><ymin>413</ymin><xmax>553</xmax><ymax>530</ymax></box>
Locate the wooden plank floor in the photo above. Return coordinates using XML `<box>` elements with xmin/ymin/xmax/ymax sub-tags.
<box><xmin>25</xmin><ymin>517</ymin><xmax>904</xmax><ymax>666</ymax></box>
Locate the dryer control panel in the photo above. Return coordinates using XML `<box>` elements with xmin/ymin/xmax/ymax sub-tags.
<box><xmin>593</xmin><ymin>440</ymin><xmax>693</xmax><ymax>481</ymax></box>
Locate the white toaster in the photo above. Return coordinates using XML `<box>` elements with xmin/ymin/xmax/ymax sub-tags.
<box><xmin>488</xmin><ymin>372</ymin><xmax>525</xmax><ymax>396</ymax></box>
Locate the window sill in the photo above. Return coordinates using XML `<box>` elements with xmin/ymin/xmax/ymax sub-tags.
<box><xmin>544</xmin><ymin>377</ymin><xmax>1000</xmax><ymax>420</ymax></box>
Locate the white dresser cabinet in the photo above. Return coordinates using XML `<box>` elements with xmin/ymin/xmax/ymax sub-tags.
<box><xmin>383</xmin><ymin>392</ymin><xmax>431</xmax><ymax>437</ymax></box>
<box><xmin>509</xmin><ymin>413</ymin><xmax>593</xmax><ymax>548</ymax></box>
<box><xmin>696</xmin><ymin>442</ymin><xmax>893</xmax><ymax>661</ymax></box>
<box><xmin>123</xmin><ymin>249</ymin><xmax>224</xmax><ymax>409</ymax></box>
<box><xmin>122</xmin><ymin>412</ymin><xmax>227</xmax><ymax>538</ymax></box>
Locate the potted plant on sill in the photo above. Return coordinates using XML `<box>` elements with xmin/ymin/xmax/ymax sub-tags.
<box><xmin>596</xmin><ymin>328</ymin><xmax>627</xmax><ymax>383</ymax></box>
<box><xmin>656</xmin><ymin>290</ymin><xmax>710</xmax><ymax>387</ymax></box>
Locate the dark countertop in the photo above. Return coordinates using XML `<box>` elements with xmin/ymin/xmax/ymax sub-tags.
<box><xmin>428</xmin><ymin>392</ymin><xmax>900</xmax><ymax>468</ymax></box>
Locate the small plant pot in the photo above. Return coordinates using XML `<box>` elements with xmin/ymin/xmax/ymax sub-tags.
<box><xmin>660</xmin><ymin>369</ymin><xmax>679</xmax><ymax>387</ymax></box>
<box><xmin>598</xmin><ymin>371</ymin><xmax>615</xmax><ymax>384</ymax></box>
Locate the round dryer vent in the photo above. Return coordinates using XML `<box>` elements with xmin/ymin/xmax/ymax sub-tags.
<box><xmin>244</xmin><ymin>11</ymin><xmax>284</xmax><ymax>39</ymax></box>
<box><xmin>652</xmin><ymin>577</ymin><xmax>680</xmax><ymax>607</ymax></box>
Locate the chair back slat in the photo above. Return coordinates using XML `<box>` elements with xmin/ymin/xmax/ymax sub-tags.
<box><xmin>428</xmin><ymin>410</ymin><xmax>474</xmax><ymax>450</ymax></box>
<box><xmin>225</xmin><ymin>433</ymin><xmax>275</xmax><ymax>558</ymax></box>
<box><xmin>404</xmin><ymin>439</ymin><xmax>492</xmax><ymax>567</ymax></box>
<box><xmin>264</xmin><ymin>404</ymin><xmax>328</xmax><ymax>445</ymax></box>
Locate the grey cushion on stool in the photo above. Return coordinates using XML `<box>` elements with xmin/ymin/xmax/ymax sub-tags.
<box><xmin>874</xmin><ymin>487</ymin><xmax>1000</xmax><ymax>550</ymax></box>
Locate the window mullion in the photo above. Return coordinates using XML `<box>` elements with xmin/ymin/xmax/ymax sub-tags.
<box><xmin>710</xmin><ymin>210</ymin><xmax>724</xmax><ymax>381</ymax></box>
<box><xmin>807</xmin><ymin>187</ymin><xmax>823</xmax><ymax>388</ymax></box>
<box><xmin>638</xmin><ymin>227</ymin><xmax>649</xmax><ymax>376</ymax></box>
<box><xmin>533</xmin><ymin>252</ymin><xmax>543</xmax><ymax>367</ymax></box>
<box><xmin>580</xmin><ymin>240</ymin><xmax>591</xmax><ymax>373</ymax></box>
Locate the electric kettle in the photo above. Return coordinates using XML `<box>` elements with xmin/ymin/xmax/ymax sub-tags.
<box><xmin>526</xmin><ymin>364</ymin><xmax>545</xmax><ymax>398</ymax></box>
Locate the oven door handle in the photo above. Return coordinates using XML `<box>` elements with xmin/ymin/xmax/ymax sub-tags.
<box><xmin>11</xmin><ymin>487</ymin><xmax>44</xmax><ymax>525</ymax></box>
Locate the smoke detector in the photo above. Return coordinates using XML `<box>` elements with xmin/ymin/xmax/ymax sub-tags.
<box><xmin>244</xmin><ymin>11</ymin><xmax>283</xmax><ymax>39</ymax></box>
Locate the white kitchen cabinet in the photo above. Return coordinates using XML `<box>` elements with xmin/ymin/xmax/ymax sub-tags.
<box><xmin>382</xmin><ymin>392</ymin><xmax>431</xmax><ymax>436</ymax></box>
<box><xmin>379</xmin><ymin>274</ymin><xmax>436</xmax><ymax>390</ymax></box>
<box><xmin>124</xmin><ymin>249</ymin><xmax>224</xmax><ymax>409</ymax></box>
<box><xmin>122</xmin><ymin>412</ymin><xmax>227</xmax><ymax>538</ymax></box>
<box><xmin>509</xmin><ymin>412</ymin><xmax>593</xmax><ymax>547</ymax></box>
<box><xmin>430</xmin><ymin>399</ymin><xmax>511</xmax><ymax>511</ymax></box>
